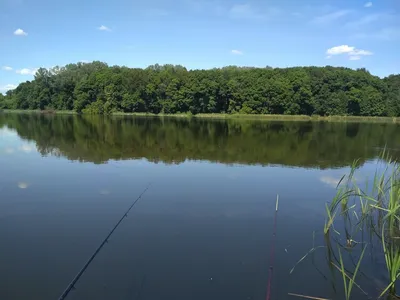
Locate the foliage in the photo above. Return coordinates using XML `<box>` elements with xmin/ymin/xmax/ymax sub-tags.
<box><xmin>291</xmin><ymin>154</ymin><xmax>400</xmax><ymax>299</ymax></box>
<box><xmin>1</xmin><ymin>62</ymin><xmax>399</xmax><ymax>116</ymax></box>
<box><xmin>1</xmin><ymin>113</ymin><xmax>400</xmax><ymax>167</ymax></box>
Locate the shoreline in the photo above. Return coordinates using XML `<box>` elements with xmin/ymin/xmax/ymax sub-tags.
<box><xmin>2</xmin><ymin>109</ymin><xmax>399</xmax><ymax>123</ymax></box>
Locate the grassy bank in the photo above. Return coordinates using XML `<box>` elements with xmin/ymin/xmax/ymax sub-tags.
<box><xmin>189</xmin><ymin>113</ymin><xmax>400</xmax><ymax>123</ymax></box>
<box><xmin>2</xmin><ymin>109</ymin><xmax>400</xmax><ymax>123</ymax></box>
<box><xmin>1</xmin><ymin>109</ymin><xmax>77</xmax><ymax>115</ymax></box>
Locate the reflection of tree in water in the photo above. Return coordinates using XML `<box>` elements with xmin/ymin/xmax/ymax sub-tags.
<box><xmin>1</xmin><ymin>113</ymin><xmax>400</xmax><ymax>168</ymax></box>
<box><xmin>346</xmin><ymin>123</ymin><xmax>360</xmax><ymax>138</ymax></box>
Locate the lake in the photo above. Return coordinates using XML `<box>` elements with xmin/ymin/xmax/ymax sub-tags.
<box><xmin>0</xmin><ymin>113</ymin><xmax>399</xmax><ymax>300</ymax></box>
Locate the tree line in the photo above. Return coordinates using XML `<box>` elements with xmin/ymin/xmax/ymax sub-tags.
<box><xmin>1</xmin><ymin>113</ymin><xmax>400</xmax><ymax>168</ymax></box>
<box><xmin>1</xmin><ymin>61</ymin><xmax>400</xmax><ymax>116</ymax></box>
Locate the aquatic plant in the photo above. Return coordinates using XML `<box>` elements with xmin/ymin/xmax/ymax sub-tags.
<box><xmin>324</xmin><ymin>152</ymin><xmax>400</xmax><ymax>298</ymax></box>
<box><xmin>293</xmin><ymin>151</ymin><xmax>400</xmax><ymax>299</ymax></box>
<box><xmin>337</xmin><ymin>245</ymin><xmax>367</xmax><ymax>300</ymax></box>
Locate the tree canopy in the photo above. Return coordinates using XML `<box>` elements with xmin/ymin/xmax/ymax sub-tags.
<box><xmin>1</xmin><ymin>62</ymin><xmax>400</xmax><ymax>116</ymax></box>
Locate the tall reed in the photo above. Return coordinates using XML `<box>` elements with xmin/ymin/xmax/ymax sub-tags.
<box><xmin>323</xmin><ymin>152</ymin><xmax>400</xmax><ymax>297</ymax></box>
<box><xmin>293</xmin><ymin>151</ymin><xmax>400</xmax><ymax>299</ymax></box>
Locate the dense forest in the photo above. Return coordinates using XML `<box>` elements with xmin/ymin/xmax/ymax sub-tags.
<box><xmin>1</xmin><ymin>62</ymin><xmax>400</xmax><ymax>116</ymax></box>
<box><xmin>1</xmin><ymin>113</ymin><xmax>400</xmax><ymax>167</ymax></box>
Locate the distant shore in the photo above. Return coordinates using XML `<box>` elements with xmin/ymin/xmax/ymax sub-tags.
<box><xmin>2</xmin><ymin>109</ymin><xmax>399</xmax><ymax>123</ymax></box>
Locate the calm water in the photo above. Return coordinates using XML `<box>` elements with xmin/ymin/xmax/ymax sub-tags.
<box><xmin>0</xmin><ymin>113</ymin><xmax>399</xmax><ymax>300</ymax></box>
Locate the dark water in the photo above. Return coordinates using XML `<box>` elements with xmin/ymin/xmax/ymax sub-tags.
<box><xmin>0</xmin><ymin>113</ymin><xmax>399</xmax><ymax>300</ymax></box>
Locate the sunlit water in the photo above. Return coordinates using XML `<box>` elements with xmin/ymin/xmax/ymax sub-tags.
<box><xmin>0</xmin><ymin>114</ymin><xmax>399</xmax><ymax>300</ymax></box>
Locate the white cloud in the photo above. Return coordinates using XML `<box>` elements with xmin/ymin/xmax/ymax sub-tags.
<box><xmin>98</xmin><ymin>25</ymin><xmax>111</xmax><ymax>31</ymax></box>
<box><xmin>99</xmin><ymin>189</ymin><xmax>111</xmax><ymax>195</ymax></box>
<box><xmin>2</xmin><ymin>66</ymin><xmax>13</xmax><ymax>71</ymax></box>
<box><xmin>326</xmin><ymin>45</ymin><xmax>355</xmax><ymax>55</ymax></box>
<box><xmin>4</xmin><ymin>147</ymin><xmax>15</xmax><ymax>154</ymax></box>
<box><xmin>0</xmin><ymin>84</ymin><xmax>17</xmax><ymax>92</ymax></box>
<box><xmin>326</xmin><ymin>45</ymin><xmax>373</xmax><ymax>60</ymax></box>
<box><xmin>231</xmin><ymin>49</ymin><xmax>243</xmax><ymax>55</ymax></box>
<box><xmin>364</xmin><ymin>2</ymin><xmax>373</xmax><ymax>8</ymax></box>
<box><xmin>19</xmin><ymin>144</ymin><xmax>35</xmax><ymax>153</ymax></box>
<box><xmin>320</xmin><ymin>176</ymin><xmax>341</xmax><ymax>188</ymax></box>
<box><xmin>320</xmin><ymin>174</ymin><xmax>365</xmax><ymax>188</ymax></box>
<box><xmin>312</xmin><ymin>10</ymin><xmax>351</xmax><ymax>23</ymax></box>
<box><xmin>0</xmin><ymin>128</ymin><xmax>17</xmax><ymax>137</ymax></box>
<box><xmin>17</xmin><ymin>182</ymin><xmax>29</xmax><ymax>189</ymax></box>
<box><xmin>14</xmin><ymin>28</ymin><xmax>27</xmax><ymax>36</ymax></box>
<box><xmin>16</xmin><ymin>68</ymin><xmax>37</xmax><ymax>75</ymax></box>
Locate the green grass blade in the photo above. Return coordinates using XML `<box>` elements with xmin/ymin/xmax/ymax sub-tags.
<box><xmin>338</xmin><ymin>247</ymin><xmax>349</xmax><ymax>300</ymax></box>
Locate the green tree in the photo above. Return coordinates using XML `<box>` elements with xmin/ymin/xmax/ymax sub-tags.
<box><xmin>3</xmin><ymin>62</ymin><xmax>396</xmax><ymax>117</ymax></box>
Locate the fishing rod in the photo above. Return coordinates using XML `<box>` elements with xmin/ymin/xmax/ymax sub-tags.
<box><xmin>58</xmin><ymin>183</ymin><xmax>152</xmax><ymax>300</ymax></box>
<box><xmin>266</xmin><ymin>195</ymin><xmax>279</xmax><ymax>300</ymax></box>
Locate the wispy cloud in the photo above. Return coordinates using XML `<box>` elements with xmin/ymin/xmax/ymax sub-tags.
<box><xmin>312</xmin><ymin>9</ymin><xmax>351</xmax><ymax>23</ymax></box>
<box><xmin>229</xmin><ymin>4</ymin><xmax>262</xmax><ymax>19</ymax></box>
<box><xmin>184</xmin><ymin>0</ymin><xmax>225</xmax><ymax>16</ymax></box>
<box><xmin>98</xmin><ymin>25</ymin><xmax>111</xmax><ymax>32</ymax></box>
<box><xmin>229</xmin><ymin>4</ymin><xmax>279</xmax><ymax>20</ymax></box>
<box><xmin>353</xmin><ymin>27</ymin><xmax>400</xmax><ymax>41</ymax></box>
<box><xmin>144</xmin><ymin>8</ymin><xmax>169</xmax><ymax>17</ymax></box>
<box><xmin>0</xmin><ymin>84</ymin><xmax>17</xmax><ymax>92</ymax></box>
<box><xmin>345</xmin><ymin>13</ymin><xmax>383</xmax><ymax>29</ymax></box>
<box><xmin>351</xmin><ymin>49</ymin><xmax>373</xmax><ymax>56</ymax></box>
<box><xmin>374</xmin><ymin>27</ymin><xmax>400</xmax><ymax>40</ymax></box>
<box><xmin>231</xmin><ymin>49</ymin><xmax>243</xmax><ymax>55</ymax></box>
<box><xmin>185</xmin><ymin>1</ymin><xmax>279</xmax><ymax>19</ymax></box>
<box><xmin>2</xmin><ymin>66</ymin><xmax>12</xmax><ymax>71</ymax></box>
<box><xmin>16</xmin><ymin>68</ymin><xmax>37</xmax><ymax>75</ymax></box>
<box><xmin>14</xmin><ymin>28</ymin><xmax>27</xmax><ymax>36</ymax></box>
<box><xmin>291</xmin><ymin>12</ymin><xmax>303</xmax><ymax>17</ymax></box>
<box><xmin>184</xmin><ymin>0</ymin><xmax>207</xmax><ymax>13</ymax></box>
<box><xmin>364</xmin><ymin>2</ymin><xmax>373</xmax><ymax>8</ymax></box>
<box><xmin>326</xmin><ymin>45</ymin><xmax>372</xmax><ymax>60</ymax></box>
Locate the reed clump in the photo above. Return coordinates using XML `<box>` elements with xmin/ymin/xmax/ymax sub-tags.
<box><xmin>292</xmin><ymin>151</ymin><xmax>400</xmax><ymax>299</ymax></box>
<box><xmin>326</xmin><ymin>151</ymin><xmax>399</xmax><ymax>298</ymax></box>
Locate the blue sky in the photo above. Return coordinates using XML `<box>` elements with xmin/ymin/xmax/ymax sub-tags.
<box><xmin>0</xmin><ymin>0</ymin><xmax>399</xmax><ymax>92</ymax></box>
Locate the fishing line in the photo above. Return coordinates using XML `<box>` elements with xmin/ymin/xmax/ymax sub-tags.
<box><xmin>58</xmin><ymin>183</ymin><xmax>151</xmax><ymax>300</ymax></box>
<box><xmin>266</xmin><ymin>195</ymin><xmax>279</xmax><ymax>300</ymax></box>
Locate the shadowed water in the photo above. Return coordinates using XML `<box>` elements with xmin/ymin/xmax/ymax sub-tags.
<box><xmin>0</xmin><ymin>113</ymin><xmax>399</xmax><ymax>300</ymax></box>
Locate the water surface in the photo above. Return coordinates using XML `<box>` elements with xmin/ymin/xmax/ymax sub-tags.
<box><xmin>0</xmin><ymin>114</ymin><xmax>399</xmax><ymax>300</ymax></box>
